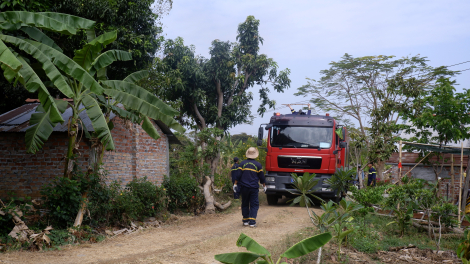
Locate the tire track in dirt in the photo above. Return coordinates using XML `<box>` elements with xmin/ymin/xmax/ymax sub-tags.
<box><xmin>1</xmin><ymin>198</ymin><xmax>323</xmax><ymax>264</ymax></box>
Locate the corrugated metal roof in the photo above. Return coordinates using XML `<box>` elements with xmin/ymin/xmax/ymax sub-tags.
<box><xmin>400</xmin><ymin>120</ymin><xmax>470</xmax><ymax>148</ymax></box>
<box><xmin>0</xmin><ymin>103</ymin><xmax>179</xmax><ymax>144</ymax></box>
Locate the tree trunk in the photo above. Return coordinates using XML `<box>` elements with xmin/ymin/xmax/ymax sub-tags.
<box><xmin>73</xmin><ymin>192</ymin><xmax>88</xmax><ymax>227</ymax></box>
<box><xmin>316</xmin><ymin>247</ymin><xmax>322</xmax><ymax>264</ymax></box>
<box><xmin>376</xmin><ymin>160</ymin><xmax>385</xmax><ymax>181</ymax></box>
<box><xmin>356</xmin><ymin>148</ymin><xmax>363</xmax><ymax>189</ymax></box>
<box><xmin>64</xmin><ymin>114</ymin><xmax>79</xmax><ymax>178</ymax></box>
<box><xmin>210</xmin><ymin>152</ymin><xmax>220</xmax><ymax>183</ymax></box>
<box><xmin>74</xmin><ymin>140</ymin><xmax>103</xmax><ymax>227</ymax></box>
<box><xmin>201</xmin><ymin>176</ymin><xmax>231</xmax><ymax>214</ymax></box>
<box><xmin>203</xmin><ymin>176</ymin><xmax>216</xmax><ymax>214</ymax></box>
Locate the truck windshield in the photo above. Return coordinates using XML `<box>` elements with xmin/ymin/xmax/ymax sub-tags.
<box><xmin>270</xmin><ymin>126</ymin><xmax>333</xmax><ymax>149</ymax></box>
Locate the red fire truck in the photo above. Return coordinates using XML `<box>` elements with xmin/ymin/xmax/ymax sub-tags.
<box><xmin>257</xmin><ymin>108</ymin><xmax>349</xmax><ymax>205</ymax></box>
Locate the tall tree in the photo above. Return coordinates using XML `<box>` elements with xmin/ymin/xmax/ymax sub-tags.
<box><xmin>401</xmin><ymin>78</ymin><xmax>470</xmax><ymax>179</ymax></box>
<box><xmin>158</xmin><ymin>16</ymin><xmax>291</xmax><ymax>131</ymax></box>
<box><xmin>296</xmin><ymin>54</ymin><xmax>454</xmax><ymax>179</ymax></box>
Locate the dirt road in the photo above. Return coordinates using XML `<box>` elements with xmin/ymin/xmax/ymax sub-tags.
<box><xmin>1</xmin><ymin>196</ymin><xmax>322</xmax><ymax>264</ymax></box>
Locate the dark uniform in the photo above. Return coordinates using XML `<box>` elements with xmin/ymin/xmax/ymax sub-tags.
<box><xmin>235</xmin><ymin>159</ymin><xmax>265</xmax><ymax>226</ymax></box>
<box><xmin>231</xmin><ymin>162</ymin><xmax>240</xmax><ymax>199</ymax></box>
<box><xmin>367</xmin><ymin>167</ymin><xmax>377</xmax><ymax>187</ymax></box>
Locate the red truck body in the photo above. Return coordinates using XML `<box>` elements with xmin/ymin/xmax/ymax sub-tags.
<box><xmin>257</xmin><ymin>111</ymin><xmax>349</xmax><ymax>205</ymax></box>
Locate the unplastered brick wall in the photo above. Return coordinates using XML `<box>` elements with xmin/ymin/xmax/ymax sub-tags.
<box><xmin>439</xmin><ymin>177</ymin><xmax>465</xmax><ymax>201</ymax></box>
<box><xmin>0</xmin><ymin>117</ymin><xmax>170</xmax><ymax>198</ymax></box>
<box><xmin>0</xmin><ymin>132</ymin><xmax>90</xmax><ymax>198</ymax></box>
<box><xmin>101</xmin><ymin>117</ymin><xmax>169</xmax><ymax>185</ymax></box>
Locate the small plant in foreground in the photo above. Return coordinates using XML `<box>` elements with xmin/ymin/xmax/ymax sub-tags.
<box><xmin>214</xmin><ymin>232</ymin><xmax>331</xmax><ymax>264</ymax></box>
<box><xmin>325</xmin><ymin>167</ymin><xmax>355</xmax><ymax>197</ymax></box>
<box><xmin>332</xmin><ymin>199</ymin><xmax>363</xmax><ymax>261</ymax></box>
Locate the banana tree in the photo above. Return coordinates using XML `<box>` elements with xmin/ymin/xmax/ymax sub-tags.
<box><xmin>1</xmin><ymin>12</ymin><xmax>184</xmax><ymax>177</ymax></box>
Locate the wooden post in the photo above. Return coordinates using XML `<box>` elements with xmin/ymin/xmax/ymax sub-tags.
<box><xmin>451</xmin><ymin>154</ymin><xmax>454</xmax><ymax>204</ymax></box>
<box><xmin>398</xmin><ymin>140</ymin><xmax>402</xmax><ymax>184</ymax></box>
<box><xmin>459</xmin><ymin>142</ymin><xmax>463</xmax><ymax>228</ymax></box>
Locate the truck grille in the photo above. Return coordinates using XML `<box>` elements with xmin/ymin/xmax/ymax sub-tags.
<box><xmin>278</xmin><ymin>156</ymin><xmax>322</xmax><ymax>169</ymax></box>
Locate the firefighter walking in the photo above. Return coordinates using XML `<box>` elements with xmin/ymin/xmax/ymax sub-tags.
<box><xmin>367</xmin><ymin>162</ymin><xmax>377</xmax><ymax>187</ymax></box>
<box><xmin>233</xmin><ymin>147</ymin><xmax>266</xmax><ymax>227</ymax></box>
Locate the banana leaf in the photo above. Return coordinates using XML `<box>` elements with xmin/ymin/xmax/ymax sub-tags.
<box><xmin>101</xmin><ymin>80</ymin><xmax>178</xmax><ymax>116</ymax></box>
<box><xmin>280</xmin><ymin>232</ymin><xmax>332</xmax><ymax>259</ymax></box>
<box><xmin>73</xmin><ymin>31</ymin><xmax>117</xmax><ymax>71</ymax></box>
<box><xmin>25</xmin><ymin>100</ymin><xmax>68</xmax><ymax>154</ymax></box>
<box><xmin>236</xmin><ymin>233</ymin><xmax>271</xmax><ymax>256</ymax></box>
<box><xmin>22</xmin><ymin>37</ymin><xmax>104</xmax><ymax>95</ymax></box>
<box><xmin>104</xmin><ymin>87</ymin><xmax>185</xmax><ymax>133</ymax></box>
<box><xmin>123</xmin><ymin>70</ymin><xmax>149</xmax><ymax>84</ymax></box>
<box><xmin>0</xmin><ymin>39</ymin><xmax>22</xmax><ymax>75</ymax></box>
<box><xmin>90</xmin><ymin>50</ymin><xmax>132</xmax><ymax>76</ymax></box>
<box><xmin>0</xmin><ymin>11</ymin><xmax>93</xmax><ymax>35</ymax></box>
<box><xmin>16</xmin><ymin>56</ymin><xmax>63</xmax><ymax>123</ymax></box>
<box><xmin>0</xmin><ymin>34</ymin><xmax>74</xmax><ymax>97</ymax></box>
<box><xmin>141</xmin><ymin>116</ymin><xmax>161</xmax><ymax>140</ymax></box>
<box><xmin>38</xmin><ymin>12</ymin><xmax>95</xmax><ymax>30</ymax></box>
<box><xmin>214</xmin><ymin>252</ymin><xmax>261</xmax><ymax>264</ymax></box>
<box><xmin>20</xmin><ymin>27</ymin><xmax>62</xmax><ymax>52</ymax></box>
<box><xmin>82</xmin><ymin>93</ymin><xmax>115</xmax><ymax>150</ymax></box>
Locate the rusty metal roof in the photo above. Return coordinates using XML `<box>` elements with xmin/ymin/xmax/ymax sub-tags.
<box><xmin>0</xmin><ymin>103</ymin><xmax>180</xmax><ymax>144</ymax></box>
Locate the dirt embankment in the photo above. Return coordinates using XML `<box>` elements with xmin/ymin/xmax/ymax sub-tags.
<box><xmin>1</xmin><ymin>197</ymin><xmax>319</xmax><ymax>264</ymax></box>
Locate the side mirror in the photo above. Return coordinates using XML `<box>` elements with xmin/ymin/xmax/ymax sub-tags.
<box><xmin>258</xmin><ymin>127</ymin><xmax>264</xmax><ymax>141</ymax></box>
<box><xmin>339</xmin><ymin>142</ymin><xmax>347</xmax><ymax>149</ymax></box>
<box><xmin>257</xmin><ymin>140</ymin><xmax>263</xmax><ymax>146</ymax></box>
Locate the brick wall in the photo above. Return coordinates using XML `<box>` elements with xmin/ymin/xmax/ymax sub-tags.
<box><xmin>0</xmin><ymin>132</ymin><xmax>90</xmax><ymax>198</ymax></box>
<box><xmin>0</xmin><ymin>117</ymin><xmax>169</xmax><ymax>198</ymax></box>
<box><xmin>102</xmin><ymin>117</ymin><xmax>169</xmax><ymax>185</ymax></box>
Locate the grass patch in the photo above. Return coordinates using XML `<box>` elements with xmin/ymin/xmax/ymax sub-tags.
<box><xmin>349</xmin><ymin>213</ymin><xmax>461</xmax><ymax>253</ymax></box>
<box><xmin>264</xmin><ymin>211</ymin><xmax>462</xmax><ymax>263</ymax></box>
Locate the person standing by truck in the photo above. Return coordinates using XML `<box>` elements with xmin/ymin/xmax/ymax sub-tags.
<box><xmin>231</xmin><ymin>157</ymin><xmax>240</xmax><ymax>199</ymax></box>
<box><xmin>233</xmin><ymin>147</ymin><xmax>266</xmax><ymax>227</ymax></box>
<box><xmin>367</xmin><ymin>162</ymin><xmax>377</xmax><ymax>187</ymax></box>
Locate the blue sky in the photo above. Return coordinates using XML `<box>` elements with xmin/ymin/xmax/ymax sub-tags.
<box><xmin>160</xmin><ymin>0</ymin><xmax>470</xmax><ymax>136</ymax></box>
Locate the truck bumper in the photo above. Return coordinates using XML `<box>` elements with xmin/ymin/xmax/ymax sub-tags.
<box><xmin>264</xmin><ymin>172</ymin><xmax>339</xmax><ymax>198</ymax></box>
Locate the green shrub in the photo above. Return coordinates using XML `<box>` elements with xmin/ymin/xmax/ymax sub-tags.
<box><xmin>214</xmin><ymin>170</ymin><xmax>232</xmax><ymax>194</ymax></box>
<box><xmin>42</xmin><ymin>167</ymin><xmax>168</xmax><ymax>227</ymax></box>
<box><xmin>350</xmin><ymin>184</ymin><xmax>391</xmax><ymax>208</ymax></box>
<box><xmin>163</xmin><ymin>175</ymin><xmax>204</xmax><ymax>213</ymax></box>
<box><xmin>87</xmin><ymin>177</ymin><xmax>168</xmax><ymax>226</ymax></box>
<box><xmin>431</xmin><ymin>202</ymin><xmax>458</xmax><ymax>228</ymax></box>
<box><xmin>41</xmin><ymin>177</ymin><xmax>85</xmax><ymax>228</ymax></box>
<box><xmin>325</xmin><ymin>167</ymin><xmax>355</xmax><ymax>196</ymax></box>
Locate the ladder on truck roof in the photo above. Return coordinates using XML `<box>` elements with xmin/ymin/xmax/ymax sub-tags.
<box><xmin>281</xmin><ymin>103</ymin><xmax>311</xmax><ymax>115</ymax></box>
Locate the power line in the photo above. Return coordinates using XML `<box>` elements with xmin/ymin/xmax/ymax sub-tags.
<box><xmin>447</xmin><ymin>61</ymin><xmax>470</xmax><ymax>68</ymax></box>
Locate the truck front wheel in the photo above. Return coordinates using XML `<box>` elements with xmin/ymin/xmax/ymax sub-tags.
<box><xmin>266</xmin><ymin>194</ymin><xmax>279</xmax><ymax>205</ymax></box>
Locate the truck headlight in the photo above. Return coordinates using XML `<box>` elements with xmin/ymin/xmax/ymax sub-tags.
<box><xmin>265</xmin><ymin>176</ymin><xmax>275</xmax><ymax>182</ymax></box>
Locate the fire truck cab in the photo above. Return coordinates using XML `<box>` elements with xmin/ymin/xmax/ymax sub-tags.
<box><xmin>257</xmin><ymin>110</ymin><xmax>348</xmax><ymax>205</ymax></box>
